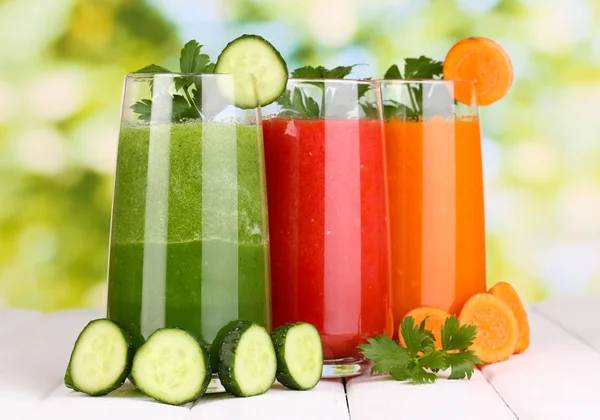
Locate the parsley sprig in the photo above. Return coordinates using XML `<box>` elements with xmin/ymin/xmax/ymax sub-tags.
<box><xmin>358</xmin><ymin>315</ymin><xmax>481</xmax><ymax>384</ymax></box>
<box><xmin>276</xmin><ymin>65</ymin><xmax>371</xmax><ymax>119</ymax></box>
<box><xmin>381</xmin><ymin>56</ymin><xmax>445</xmax><ymax>119</ymax></box>
<box><xmin>130</xmin><ymin>40</ymin><xmax>216</xmax><ymax>123</ymax></box>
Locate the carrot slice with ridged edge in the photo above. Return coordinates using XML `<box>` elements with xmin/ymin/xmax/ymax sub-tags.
<box><xmin>443</xmin><ymin>36</ymin><xmax>513</xmax><ymax>106</ymax></box>
<box><xmin>459</xmin><ymin>293</ymin><xmax>518</xmax><ymax>364</ymax></box>
<box><xmin>489</xmin><ymin>281</ymin><xmax>530</xmax><ymax>354</ymax></box>
<box><xmin>398</xmin><ymin>306</ymin><xmax>451</xmax><ymax>350</ymax></box>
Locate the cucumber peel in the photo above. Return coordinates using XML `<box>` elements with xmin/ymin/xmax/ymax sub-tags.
<box><xmin>210</xmin><ymin>320</ymin><xmax>250</xmax><ymax>373</ymax></box>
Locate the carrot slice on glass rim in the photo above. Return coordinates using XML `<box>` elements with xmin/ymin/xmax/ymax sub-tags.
<box><xmin>459</xmin><ymin>293</ymin><xmax>518</xmax><ymax>364</ymax></box>
<box><xmin>488</xmin><ymin>281</ymin><xmax>531</xmax><ymax>354</ymax></box>
<box><xmin>398</xmin><ymin>306</ymin><xmax>451</xmax><ymax>351</ymax></box>
<box><xmin>443</xmin><ymin>36</ymin><xmax>513</xmax><ymax>106</ymax></box>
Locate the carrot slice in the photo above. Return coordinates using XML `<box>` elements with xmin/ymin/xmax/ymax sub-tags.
<box><xmin>459</xmin><ymin>293</ymin><xmax>518</xmax><ymax>364</ymax></box>
<box><xmin>489</xmin><ymin>282</ymin><xmax>530</xmax><ymax>354</ymax></box>
<box><xmin>443</xmin><ymin>36</ymin><xmax>513</xmax><ymax>106</ymax></box>
<box><xmin>398</xmin><ymin>306</ymin><xmax>451</xmax><ymax>350</ymax></box>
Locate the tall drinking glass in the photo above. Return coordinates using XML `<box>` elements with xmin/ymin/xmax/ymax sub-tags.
<box><xmin>380</xmin><ymin>80</ymin><xmax>486</xmax><ymax>335</ymax></box>
<box><xmin>107</xmin><ymin>73</ymin><xmax>271</xmax><ymax>355</ymax></box>
<box><xmin>262</xmin><ymin>79</ymin><xmax>392</xmax><ymax>377</ymax></box>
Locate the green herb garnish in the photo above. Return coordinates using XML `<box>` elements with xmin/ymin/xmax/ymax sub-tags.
<box><xmin>291</xmin><ymin>65</ymin><xmax>360</xmax><ymax>80</ymax></box>
<box><xmin>358</xmin><ymin>315</ymin><xmax>481</xmax><ymax>384</ymax></box>
<box><xmin>130</xmin><ymin>40</ymin><xmax>216</xmax><ymax>122</ymax></box>
<box><xmin>380</xmin><ymin>56</ymin><xmax>446</xmax><ymax>118</ymax></box>
<box><xmin>276</xmin><ymin>64</ymin><xmax>372</xmax><ymax>119</ymax></box>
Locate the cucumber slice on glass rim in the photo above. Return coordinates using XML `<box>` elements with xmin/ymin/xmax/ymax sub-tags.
<box><xmin>215</xmin><ymin>34</ymin><xmax>288</xmax><ymax>109</ymax></box>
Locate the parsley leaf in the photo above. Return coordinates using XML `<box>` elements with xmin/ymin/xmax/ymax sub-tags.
<box><xmin>291</xmin><ymin>65</ymin><xmax>322</xmax><ymax>79</ymax></box>
<box><xmin>384</xmin><ymin>64</ymin><xmax>402</xmax><ymax>79</ymax></box>
<box><xmin>171</xmin><ymin>94</ymin><xmax>200</xmax><ymax>121</ymax></box>
<box><xmin>446</xmin><ymin>351</ymin><xmax>481</xmax><ymax>380</ymax></box>
<box><xmin>280</xmin><ymin>65</ymin><xmax>372</xmax><ymax>119</ymax></box>
<box><xmin>440</xmin><ymin>315</ymin><xmax>482</xmax><ymax>379</ymax></box>
<box><xmin>441</xmin><ymin>315</ymin><xmax>477</xmax><ymax>351</ymax></box>
<box><xmin>130</xmin><ymin>39</ymin><xmax>217</xmax><ymax>122</ymax></box>
<box><xmin>390</xmin><ymin>359</ymin><xmax>437</xmax><ymax>384</ymax></box>
<box><xmin>408</xmin><ymin>365</ymin><xmax>438</xmax><ymax>385</ymax></box>
<box><xmin>131</xmin><ymin>64</ymin><xmax>173</xmax><ymax>93</ymax></box>
<box><xmin>389</xmin><ymin>365</ymin><xmax>412</xmax><ymax>382</ymax></box>
<box><xmin>133</xmin><ymin>64</ymin><xmax>173</xmax><ymax>74</ymax></box>
<box><xmin>358</xmin><ymin>315</ymin><xmax>481</xmax><ymax>385</ymax></box>
<box><xmin>404</xmin><ymin>56</ymin><xmax>443</xmax><ymax>79</ymax></box>
<box><xmin>399</xmin><ymin>316</ymin><xmax>435</xmax><ymax>356</ymax></box>
<box><xmin>291</xmin><ymin>65</ymin><xmax>358</xmax><ymax>79</ymax></box>
<box><xmin>358</xmin><ymin>335</ymin><xmax>411</xmax><ymax>374</ymax></box>
<box><xmin>204</xmin><ymin>63</ymin><xmax>216</xmax><ymax>73</ymax></box>
<box><xmin>418</xmin><ymin>350</ymin><xmax>447</xmax><ymax>372</ymax></box>
<box><xmin>130</xmin><ymin>99</ymin><xmax>153</xmax><ymax>121</ymax></box>
<box><xmin>179</xmin><ymin>40</ymin><xmax>211</xmax><ymax>74</ymax></box>
<box><xmin>382</xmin><ymin>56</ymin><xmax>445</xmax><ymax>118</ymax></box>
<box><xmin>131</xmin><ymin>94</ymin><xmax>199</xmax><ymax>123</ymax></box>
<box><xmin>276</xmin><ymin>88</ymin><xmax>320</xmax><ymax>119</ymax></box>
<box><xmin>176</xmin><ymin>41</ymin><xmax>215</xmax><ymax>94</ymax></box>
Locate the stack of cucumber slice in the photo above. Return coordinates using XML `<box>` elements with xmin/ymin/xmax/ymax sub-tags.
<box><xmin>64</xmin><ymin>318</ymin><xmax>323</xmax><ymax>405</ymax></box>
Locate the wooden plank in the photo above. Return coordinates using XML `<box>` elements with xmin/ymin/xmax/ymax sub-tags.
<box><xmin>30</xmin><ymin>378</ymin><xmax>348</xmax><ymax>420</ymax></box>
<box><xmin>346</xmin><ymin>369</ymin><xmax>516</xmax><ymax>420</ymax></box>
<box><xmin>480</xmin><ymin>311</ymin><xmax>600</xmax><ymax>419</ymax></box>
<box><xmin>0</xmin><ymin>309</ymin><xmax>103</xmax><ymax>420</ymax></box>
<box><xmin>0</xmin><ymin>308</ymin><xmax>43</xmax><ymax>338</ymax></box>
<box><xmin>187</xmin><ymin>380</ymin><xmax>349</xmax><ymax>420</ymax></box>
<box><xmin>28</xmin><ymin>381</ymin><xmax>191</xmax><ymax>420</ymax></box>
<box><xmin>532</xmin><ymin>296</ymin><xmax>600</xmax><ymax>351</ymax></box>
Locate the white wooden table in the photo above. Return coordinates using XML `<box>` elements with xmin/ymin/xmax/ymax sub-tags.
<box><xmin>0</xmin><ymin>298</ymin><xmax>596</xmax><ymax>420</ymax></box>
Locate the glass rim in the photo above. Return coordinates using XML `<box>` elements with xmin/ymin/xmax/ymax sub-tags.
<box><xmin>288</xmin><ymin>77</ymin><xmax>380</xmax><ymax>85</ymax></box>
<box><xmin>124</xmin><ymin>72</ymin><xmax>255</xmax><ymax>81</ymax></box>
<box><xmin>376</xmin><ymin>78</ymin><xmax>474</xmax><ymax>86</ymax></box>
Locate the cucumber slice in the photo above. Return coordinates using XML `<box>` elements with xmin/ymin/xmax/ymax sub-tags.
<box><xmin>218</xmin><ymin>322</ymin><xmax>277</xmax><ymax>397</ymax></box>
<box><xmin>271</xmin><ymin>322</ymin><xmax>323</xmax><ymax>390</ymax></box>
<box><xmin>215</xmin><ymin>34</ymin><xmax>288</xmax><ymax>108</ymax></box>
<box><xmin>131</xmin><ymin>328</ymin><xmax>211</xmax><ymax>405</ymax></box>
<box><xmin>209</xmin><ymin>320</ymin><xmax>250</xmax><ymax>373</ymax></box>
<box><xmin>64</xmin><ymin>318</ymin><xmax>134</xmax><ymax>396</ymax></box>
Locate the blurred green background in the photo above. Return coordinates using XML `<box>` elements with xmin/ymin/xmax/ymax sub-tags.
<box><xmin>1</xmin><ymin>0</ymin><xmax>599</xmax><ymax>311</ymax></box>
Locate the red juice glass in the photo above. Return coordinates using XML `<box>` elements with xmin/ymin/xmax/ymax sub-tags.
<box><xmin>262</xmin><ymin>79</ymin><xmax>393</xmax><ymax>377</ymax></box>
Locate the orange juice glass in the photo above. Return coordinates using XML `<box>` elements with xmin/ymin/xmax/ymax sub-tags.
<box><xmin>380</xmin><ymin>80</ymin><xmax>486</xmax><ymax>335</ymax></box>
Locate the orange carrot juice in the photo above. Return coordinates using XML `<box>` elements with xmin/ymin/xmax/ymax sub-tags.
<box><xmin>385</xmin><ymin>116</ymin><xmax>486</xmax><ymax>331</ymax></box>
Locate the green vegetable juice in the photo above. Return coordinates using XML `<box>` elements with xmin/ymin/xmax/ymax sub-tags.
<box><xmin>107</xmin><ymin>121</ymin><xmax>270</xmax><ymax>348</ymax></box>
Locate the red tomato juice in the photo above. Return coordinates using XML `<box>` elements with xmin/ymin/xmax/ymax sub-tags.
<box><xmin>262</xmin><ymin>117</ymin><xmax>393</xmax><ymax>360</ymax></box>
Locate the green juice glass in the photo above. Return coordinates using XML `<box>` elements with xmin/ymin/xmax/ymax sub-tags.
<box><xmin>106</xmin><ymin>73</ymin><xmax>271</xmax><ymax>382</ymax></box>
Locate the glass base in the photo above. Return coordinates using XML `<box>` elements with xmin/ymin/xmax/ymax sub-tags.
<box><xmin>321</xmin><ymin>357</ymin><xmax>369</xmax><ymax>378</ymax></box>
<box><xmin>206</xmin><ymin>373</ymin><xmax>226</xmax><ymax>393</ymax></box>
